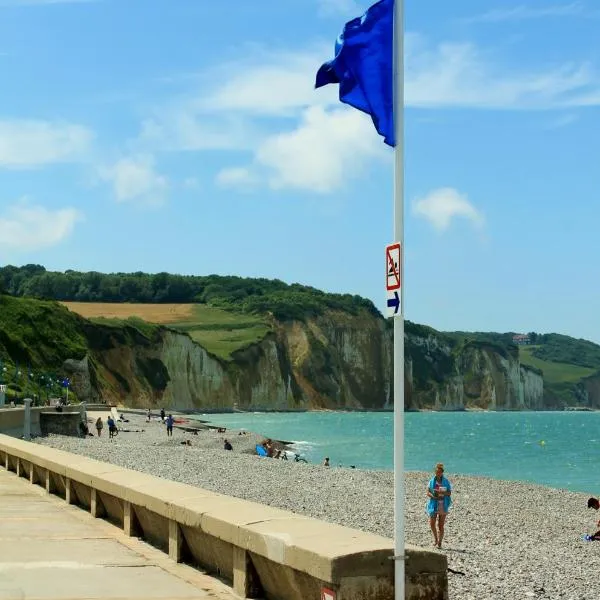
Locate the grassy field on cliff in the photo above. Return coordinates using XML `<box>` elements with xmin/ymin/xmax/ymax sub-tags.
<box><xmin>6</xmin><ymin>265</ymin><xmax>600</xmax><ymax>408</ymax></box>
<box><xmin>62</xmin><ymin>302</ymin><xmax>270</xmax><ymax>360</ymax></box>
<box><xmin>448</xmin><ymin>330</ymin><xmax>600</xmax><ymax>405</ymax></box>
<box><xmin>518</xmin><ymin>346</ymin><xmax>596</xmax><ymax>384</ymax></box>
<box><xmin>3</xmin><ymin>265</ymin><xmax>377</xmax><ymax>322</ymax></box>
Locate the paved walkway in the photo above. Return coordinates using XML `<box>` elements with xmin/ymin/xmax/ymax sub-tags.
<box><xmin>0</xmin><ymin>469</ymin><xmax>238</xmax><ymax>600</ymax></box>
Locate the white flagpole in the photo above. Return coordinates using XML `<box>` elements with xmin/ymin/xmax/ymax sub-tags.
<box><xmin>392</xmin><ymin>0</ymin><xmax>405</xmax><ymax>599</ymax></box>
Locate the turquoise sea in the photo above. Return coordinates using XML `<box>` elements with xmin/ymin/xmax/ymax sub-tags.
<box><xmin>193</xmin><ymin>411</ymin><xmax>600</xmax><ymax>494</ymax></box>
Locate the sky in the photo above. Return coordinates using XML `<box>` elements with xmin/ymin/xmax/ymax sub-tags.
<box><xmin>0</xmin><ymin>0</ymin><xmax>599</xmax><ymax>342</ymax></box>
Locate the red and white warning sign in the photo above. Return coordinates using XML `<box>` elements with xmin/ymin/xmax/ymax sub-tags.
<box><xmin>321</xmin><ymin>588</ymin><xmax>336</xmax><ymax>600</ymax></box>
<box><xmin>386</xmin><ymin>242</ymin><xmax>401</xmax><ymax>291</ymax></box>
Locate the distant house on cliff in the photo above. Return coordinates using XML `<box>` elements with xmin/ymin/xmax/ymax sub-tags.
<box><xmin>512</xmin><ymin>334</ymin><xmax>531</xmax><ymax>345</ymax></box>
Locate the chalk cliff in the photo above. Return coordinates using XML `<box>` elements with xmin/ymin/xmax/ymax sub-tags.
<box><xmin>70</xmin><ymin>312</ymin><xmax>545</xmax><ymax>411</ymax></box>
<box><xmin>0</xmin><ymin>294</ymin><xmax>551</xmax><ymax>410</ymax></box>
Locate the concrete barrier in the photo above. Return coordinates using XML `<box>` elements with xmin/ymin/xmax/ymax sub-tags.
<box><xmin>0</xmin><ymin>405</ymin><xmax>87</xmax><ymax>439</ymax></box>
<box><xmin>39</xmin><ymin>411</ymin><xmax>82</xmax><ymax>436</ymax></box>
<box><xmin>0</xmin><ymin>435</ymin><xmax>448</xmax><ymax>600</ymax></box>
<box><xmin>0</xmin><ymin>406</ymin><xmax>46</xmax><ymax>438</ymax></box>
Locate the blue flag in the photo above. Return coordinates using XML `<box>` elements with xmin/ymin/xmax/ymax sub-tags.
<box><xmin>315</xmin><ymin>0</ymin><xmax>395</xmax><ymax>146</ymax></box>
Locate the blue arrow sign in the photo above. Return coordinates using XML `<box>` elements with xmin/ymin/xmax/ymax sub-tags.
<box><xmin>387</xmin><ymin>291</ymin><xmax>400</xmax><ymax>315</ymax></box>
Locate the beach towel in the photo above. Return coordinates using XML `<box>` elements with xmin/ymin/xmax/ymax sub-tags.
<box><xmin>255</xmin><ymin>445</ymin><xmax>268</xmax><ymax>457</ymax></box>
<box><xmin>426</xmin><ymin>476</ymin><xmax>452</xmax><ymax>517</ymax></box>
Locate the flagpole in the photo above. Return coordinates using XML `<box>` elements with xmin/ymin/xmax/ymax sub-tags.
<box><xmin>392</xmin><ymin>0</ymin><xmax>405</xmax><ymax>599</ymax></box>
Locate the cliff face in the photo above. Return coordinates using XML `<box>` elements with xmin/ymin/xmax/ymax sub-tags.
<box><xmin>405</xmin><ymin>332</ymin><xmax>544</xmax><ymax>411</ymax></box>
<box><xmin>69</xmin><ymin>312</ymin><xmax>544</xmax><ymax>411</ymax></box>
<box><xmin>77</xmin><ymin>311</ymin><xmax>392</xmax><ymax>409</ymax></box>
<box><xmin>573</xmin><ymin>374</ymin><xmax>600</xmax><ymax>409</ymax></box>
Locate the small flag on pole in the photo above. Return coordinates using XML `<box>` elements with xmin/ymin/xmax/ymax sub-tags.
<box><xmin>315</xmin><ymin>0</ymin><xmax>395</xmax><ymax>146</ymax></box>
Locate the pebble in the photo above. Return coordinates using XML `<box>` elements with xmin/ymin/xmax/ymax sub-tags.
<box><xmin>34</xmin><ymin>412</ymin><xmax>600</xmax><ymax>599</ymax></box>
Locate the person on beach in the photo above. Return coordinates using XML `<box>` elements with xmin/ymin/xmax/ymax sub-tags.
<box><xmin>323</xmin><ymin>457</ymin><xmax>330</xmax><ymax>467</ymax></box>
<box><xmin>160</xmin><ymin>408</ymin><xmax>165</xmax><ymax>423</ymax></box>
<box><xmin>146</xmin><ymin>409</ymin><xmax>151</xmax><ymax>422</ymax></box>
<box><xmin>107</xmin><ymin>416</ymin><xmax>117</xmax><ymax>440</ymax></box>
<box><xmin>223</xmin><ymin>439</ymin><xmax>232</xmax><ymax>451</ymax></box>
<box><xmin>586</xmin><ymin>498</ymin><xmax>600</xmax><ymax>539</ymax></box>
<box><xmin>426</xmin><ymin>463</ymin><xmax>452</xmax><ymax>549</ymax></box>
<box><xmin>166</xmin><ymin>414</ymin><xmax>174</xmax><ymax>437</ymax></box>
<box><xmin>79</xmin><ymin>420</ymin><xmax>90</xmax><ymax>437</ymax></box>
<box><xmin>95</xmin><ymin>417</ymin><xmax>103</xmax><ymax>437</ymax></box>
<box><xmin>263</xmin><ymin>439</ymin><xmax>274</xmax><ymax>457</ymax></box>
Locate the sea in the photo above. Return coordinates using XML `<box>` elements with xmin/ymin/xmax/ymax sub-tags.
<box><xmin>190</xmin><ymin>411</ymin><xmax>600</xmax><ymax>494</ymax></box>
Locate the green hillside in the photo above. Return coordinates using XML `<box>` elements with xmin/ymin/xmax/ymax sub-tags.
<box><xmin>156</xmin><ymin>305</ymin><xmax>270</xmax><ymax>360</ymax></box>
<box><xmin>0</xmin><ymin>264</ymin><xmax>378</xmax><ymax>322</ymax></box>
<box><xmin>518</xmin><ymin>345</ymin><xmax>596</xmax><ymax>384</ymax></box>
<box><xmin>0</xmin><ymin>295</ymin><xmax>87</xmax><ymax>402</ymax></box>
<box><xmin>447</xmin><ymin>330</ymin><xmax>600</xmax><ymax>405</ymax></box>
<box><xmin>3</xmin><ymin>264</ymin><xmax>600</xmax><ymax>408</ymax></box>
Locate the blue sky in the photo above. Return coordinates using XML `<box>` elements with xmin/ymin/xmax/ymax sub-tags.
<box><xmin>1</xmin><ymin>0</ymin><xmax>599</xmax><ymax>342</ymax></box>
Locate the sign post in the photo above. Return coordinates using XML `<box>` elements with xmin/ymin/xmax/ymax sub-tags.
<box><xmin>392</xmin><ymin>1</ymin><xmax>406</xmax><ymax>598</ymax></box>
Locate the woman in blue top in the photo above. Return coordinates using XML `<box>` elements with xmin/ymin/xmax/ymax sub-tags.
<box><xmin>426</xmin><ymin>463</ymin><xmax>452</xmax><ymax>549</ymax></box>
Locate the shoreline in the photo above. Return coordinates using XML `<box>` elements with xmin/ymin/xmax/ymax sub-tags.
<box><xmin>34</xmin><ymin>410</ymin><xmax>600</xmax><ymax>598</ymax></box>
<box><xmin>133</xmin><ymin>407</ymin><xmax>600</xmax><ymax>415</ymax></box>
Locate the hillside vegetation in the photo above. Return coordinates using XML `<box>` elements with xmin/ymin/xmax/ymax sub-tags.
<box><xmin>3</xmin><ymin>265</ymin><xmax>600</xmax><ymax>408</ymax></box>
<box><xmin>63</xmin><ymin>302</ymin><xmax>270</xmax><ymax>360</ymax></box>
<box><xmin>0</xmin><ymin>295</ymin><xmax>88</xmax><ymax>401</ymax></box>
<box><xmin>1</xmin><ymin>264</ymin><xmax>377</xmax><ymax>322</ymax></box>
<box><xmin>447</xmin><ymin>330</ymin><xmax>600</xmax><ymax>405</ymax></box>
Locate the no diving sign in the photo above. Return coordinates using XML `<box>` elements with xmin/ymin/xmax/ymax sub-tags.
<box><xmin>385</xmin><ymin>242</ymin><xmax>402</xmax><ymax>318</ymax></box>
<box><xmin>321</xmin><ymin>588</ymin><xmax>336</xmax><ymax>600</ymax></box>
<box><xmin>386</xmin><ymin>242</ymin><xmax>401</xmax><ymax>291</ymax></box>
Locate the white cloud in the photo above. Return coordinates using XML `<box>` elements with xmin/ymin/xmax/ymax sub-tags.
<box><xmin>223</xmin><ymin>106</ymin><xmax>387</xmax><ymax>194</ymax></box>
<box><xmin>545</xmin><ymin>113</ymin><xmax>579</xmax><ymax>128</ymax></box>
<box><xmin>215</xmin><ymin>167</ymin><xmax>259</xmax><ymax>190</ymax></box>
<box><xmin>134</xmin><ymin>48</ymin><xmax>335</xmax><ymax>157</ymax></box>
<box><xmin>316</xmin><ymin>0</ymin><xmax>360</xmax><ymax>17</ymax></box>
<box><xmin>196</xmin><ymin>37</ymin><xmax>600</xmax><ymax>118</ymax></box>
<box><xmin>140</xmin><ymin>33</ymin><xmax>600</xmax><ymax>195</ymax></box>
<box><xmin>199</xmin><ymin>48</ymin><xmax>336</xmax><ymax>117</ymax></box>
<box><xmin>99</xmin><ymin>155</ymin><xmax>168</xmax><ymax>206</ymax></box>
<box><xmin>404</xmin><ymin>34</ymin><xmax>596</xmax><ymax>110</ymax></box>
<box><xmin>139</xmin><ymin>113</ymin><xmax>257</xmax><ymax>153</ymax></box>
<box><xmin>0</xmin><ymin>119</ymin><xmax>93</xmax><ymax>168</ymax></box>
<box><xmin>412</xmin><ymin>188</ymin><xmax>484</xmax><ymax>231</ymax></box>
<box><xmin>0</xmin><ymin>200</ymin><xmax>82</xmax><ymax>251</ymax></box>
<box><xmin>461</xmin><ymin>3</ymin><xmax>590</xmax><ymax>24</ymax></box>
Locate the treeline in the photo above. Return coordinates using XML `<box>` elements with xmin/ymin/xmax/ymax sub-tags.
<box><xmin>449</xmin><ymin>330</ymin><xmax>600</xmax><ymax>370</ymax></box>
<box><xmin>0</xmin><ymin>265</ymin><xmax>379</xmax><ymax>321</ymax></box>
<box><xmin>531</xmin><ymin>333</ymin><xmax>600</xmax><ymax>369</ymax></box>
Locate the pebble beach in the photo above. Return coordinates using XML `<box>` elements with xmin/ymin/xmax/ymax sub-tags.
<box><xmin>34</xmin><ymin>411</ymin><xmax>600</xmax><ymax>599</ymax></box>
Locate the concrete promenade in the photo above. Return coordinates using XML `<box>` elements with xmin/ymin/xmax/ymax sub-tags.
<box><xmin>0</xmin><ymin>469</ymin><xmax>237</xmax><ymax>600</ymax></box>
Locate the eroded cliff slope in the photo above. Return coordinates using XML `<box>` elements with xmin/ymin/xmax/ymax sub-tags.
<box><xmin>0</xmin><ymin>294</ymin><xmax>569</xmax><ymax>410</ymax></box>
<box><xmin>72</xmin><ymin>310</ymin><xmax>545</xmax><ymax>410</ymax></box>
